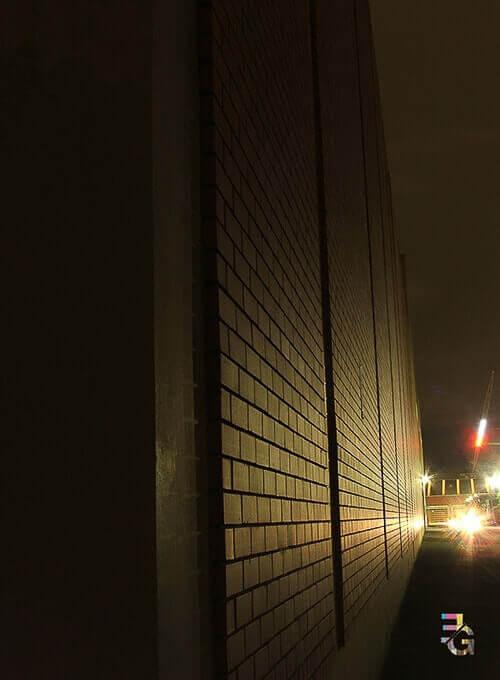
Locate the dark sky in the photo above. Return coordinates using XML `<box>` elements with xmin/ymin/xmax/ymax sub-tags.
<box><xmin>370</xmin><ymin>1</ymin><xmax>500</xmax><ymax>475</ymax></box>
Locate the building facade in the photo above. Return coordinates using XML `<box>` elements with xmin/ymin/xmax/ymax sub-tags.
<box><xmin>425</xmin><ymin>476</ymin><xmax>495</xmax><ymax>525</ymax></box>
<box><xmin>189</xmin><ymin>1</ymin><xmax>425</xmax><ymax>677</ymax></box>
<box><xmin>6</xmin><ymin>1</ymin><xmax>424</xmax><ymax>679</ymax></box>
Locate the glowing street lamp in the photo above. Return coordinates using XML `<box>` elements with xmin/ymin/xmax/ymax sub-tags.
<box><xmin>472</xmin><ymin>371</ymin><xmax>494</xmax><ymax>471</ymax></box>
<box><xmin>475</xmin><ymin>418</ymin><xmax>487</xmax><ymax>448</ymax></box>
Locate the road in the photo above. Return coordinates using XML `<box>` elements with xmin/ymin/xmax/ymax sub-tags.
<box><xmin>382</xmin><ymin>526</ymin><xmax>500</xmax><ymax>678</ymax></box>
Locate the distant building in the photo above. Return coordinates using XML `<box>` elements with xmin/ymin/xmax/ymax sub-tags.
<box><xmin>425</xmin><ymin>476</ymin><xmax>491</xmax><ymax>524</ymax></box>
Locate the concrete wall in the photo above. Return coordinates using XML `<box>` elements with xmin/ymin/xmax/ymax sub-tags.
<box><xmin>5</xmin><ymin>1</ymin><xmax>157</xmax><ymax>677</ymax></box>
<box><xmin>154</xmin><ymin>1</ymin><xmax>215</xmax><ymax>678</ymax></box>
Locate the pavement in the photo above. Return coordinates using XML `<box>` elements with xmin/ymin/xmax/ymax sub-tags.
<box><xmin>382</xmin><ymin>526</ymin><xmax>500</xmax><ymax>679</ymax></box>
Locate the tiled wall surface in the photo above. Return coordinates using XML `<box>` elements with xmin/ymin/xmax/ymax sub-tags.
<box><xmin>199</xmin><ymin>1</ymin><xmax>424</xmax><ymax>677</ymax></box>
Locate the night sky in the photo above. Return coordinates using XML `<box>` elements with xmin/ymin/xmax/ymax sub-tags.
<box><xmin>370</xmin><ymin>1</ymin><xmax>500</xmax><ymax>475</ymax></box>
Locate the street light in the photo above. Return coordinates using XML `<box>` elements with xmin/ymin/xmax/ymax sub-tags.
<box><xmin>420</xmin><ymin>474</ymin><xmax>432</xmax><ymax>529</ymax></box>
<box><xmin>475</xmin><ymin>418</ymin><xmax>487</xmax><ymax>448</ymax></box>
<box><xmin>486</xmin><ymin>472</ymin><xmax>500</xmax><ymax>492</ymax></box>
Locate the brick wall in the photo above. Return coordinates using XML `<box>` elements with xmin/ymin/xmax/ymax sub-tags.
<box><xmin>4</xmin><ymin>1</ymin><xmax>423</xmax><ymax>678</ymax></box>
<box><xmin>199</xmin><ymin>1</ymin><xmax>424</xmax><ymax>678</ymax></box>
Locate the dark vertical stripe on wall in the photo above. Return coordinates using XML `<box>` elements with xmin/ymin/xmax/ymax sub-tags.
<box><xmin>385</xmin><ymin>219</ymin><xmax>404</xmax><ymax>558</ymax></box>
<box><xmin>309</xmin><ymin>0</ymin><xmax>345</xmax><ymax>649</ymax></box>
<box><xmin>399</xmin><ymin>252</ymin><xmax>414</xmax><ymax>554</ymax></box>
<box><xmin>379</xmin><ymin>177</ymin><xmax>404</xmax><ymax>559</ymax></box>
<box><xmin>368</xmin><ymin>16</ymin><xmax>402</xmax><ymax>567</ymax></box>
<box><xmin>375</xmin><ymin>55</ymin><xmax>406</xmax><ymax>557</ymax></box>
<box><xmin>352</xmin><ymin>0</ymin><xmax>389</xmax><ymax>579</ymax></box>
<box><xmin>194</xmin><ymin>8</ymin><xmax>217</xmax><ymax>673</ymax></box>
<box><xmin>393</xmin><ymin>244</ymin><xmax>411</xmax><ymax>547</ymax></box>
<box><xmin>198</xmin><ymin>7</ymin><xmax>228</xmax><ymax>674</ymax></box>
<box><xmin>385</xmin><ymin>235</ymin><xmax>404</xmax><ymax>559</ymax></box>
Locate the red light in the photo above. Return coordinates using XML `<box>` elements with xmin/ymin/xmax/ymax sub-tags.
<box><xmin>475</xmin><ymin>418</ymin><xmax>487</xmax><ymax>448</ymax></box>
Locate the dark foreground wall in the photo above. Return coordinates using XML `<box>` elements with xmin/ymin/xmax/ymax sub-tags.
<box><xmin>4</xmin><ymin>1</ymin><xmax>157</xmax><ymax>678</ymax></box>
<box><xmin>5</xmin><ymin>1</ymin><xmax>423</xmax><ymax>679</ymax></box>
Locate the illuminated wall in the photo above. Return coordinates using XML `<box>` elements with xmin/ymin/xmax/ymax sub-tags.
<box><xmin>200</xmin><ymin>0</ymin><xmax>425</xmax><ymax>677</ymax></box>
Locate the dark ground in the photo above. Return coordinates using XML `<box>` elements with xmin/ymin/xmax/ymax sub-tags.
<box><xmin>382</xmin><ymin>526</ymin><xmax>500</xmax><ymax>679</ymax></box>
